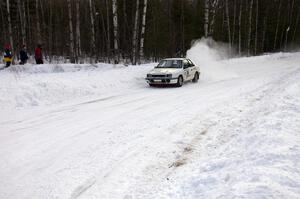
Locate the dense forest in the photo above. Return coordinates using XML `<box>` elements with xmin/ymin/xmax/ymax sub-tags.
<box><xmin>1</xmin><ymin>0</ymin><xmax>300</xmax><ymax>64</ymax></box>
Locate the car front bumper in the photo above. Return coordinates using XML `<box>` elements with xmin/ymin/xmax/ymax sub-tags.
<box><xmin>145</xmin><ymin>77</ymin><xmax>178</xmax><ymax>84</ymax></box>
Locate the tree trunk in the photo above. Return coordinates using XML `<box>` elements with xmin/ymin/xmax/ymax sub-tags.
<box><xmin>225</xmin><ymin>0</ymin><xmax>231</xmax><ymax>53</ymax></box>
<box><xmin>180</xmin><ymin>0</ymin><xmax>185</xmax><ymax>56</ymax></box>
<box><xmin>89</xmin><ymin>0</ymin><xmax>96</xmax><ymax>60</ymax></box>
<box><xmin>112</xmin><ymin>0</ymin><xmax>119</xmax><ymax>64</ymax></box>
<box><xmin>204</xmin><ymin>0</ymin><xmax>209</xmax><ymax>37</ymax></box>
<box><xmin>232</xmin><ymin>0</ymin><xmax>236</xmax><ymax>46</ymax></box>
<box><xmin>287</xmin><ymin>0</ymin><xmax>295</xmax><ymax>49</ymax></box>
<box><xmin>0</xmin><ymin>2</ymin><xmax>5</xmax><ymax>44</ymax></box>
<box><xmin>67</xmin><ymin>0</ymin><xmax>75</xmax><ymax>63</ymax></box>
<box><xmin>292</xmin><ymin>7</ymin><xmax>300</xmax><ymax>43</ymax></box>
<box><xmin>139</xmin><ymin>0</ymin><xmax>148</xmax><ymax>64</ymax></box>
<box><xmin>247</xmin><ymin>0</ymin><xmax>254</xmax><ymax>56</ymax></box>
<box><xmin>209</xmin><ymin>0</ymin><xmax>219</xmax><ymax>36</ymax></box>
<box><xmin>99</xmin><ymin>10</ymin><xmax>108</xmax><ymax>60</ymax></box>
<box><xmin>279</xmin><ymin>2</ymin><xmax>289</xmax><ymax>50</ymax></box>
<box><xmin>254</xmin><ymin>0</ymin><xmax>258</xmax><ymax>55</ymax></box>
<box><xmin>106</xmin><ymin>0</ymin><xmax>111</xmax><ymax>63</ymax></box>
<box><xmin>6</xmin><ymin>0</ymin><xmax>14</xmax><ymax>56</ymax></box>
<box><xmin>36</xmin><ymin>0</ymin><xmax>41</xmax><ymax>44</ymax></box>
<box><xmin>273</xmin><ymin>0</ymin><xmax>282</xmax><ymax>50</ymax></box>
<box><xmin>48</xmin><ymin>0</ymin><xmax>53</xmax><ymax>61</ymax></box>
<box><xmin>132</xmin><ymin>0</ymin><xmax>140</xmax><ymax>65</ymax></box>
<box><xmin>40</xmin><ymin>0</ymin><xmax>46</xmax><ymax>46</ymax></box>
<box><xmin>238</xmin><ymin>0</ymin><xmax>242</xmax><ymax>55</ymax></box>
<box><xmin>75</xmin><ymin>0</ymin><xmax>81</xmax><ymax>63</ymax></box>
<box><xmin>289</xmin><ymin>0</ymin><xmax>295</xmax><ymax>27</ymax></box>
<box><xmin>261</xmin><ymin>6</ymin><xmax>268</xmax><ymax>52</ymax></box>
<box><xmin>17</xmin><ymin>0</ymin><xmax>26</xmax><ymax>46</ymax></box>
<box><xmin>26</xmin><ymin>0</ymin><xmax>32</xmax><ymax>50</ymax></box>
<box><xmin>122</xmin><ymin>1</ymin><xmax>129</xmax><ymax>60</ymax></box>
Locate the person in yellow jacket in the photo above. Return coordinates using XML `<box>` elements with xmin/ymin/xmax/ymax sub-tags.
<box><xmin>3</xmin><ymin>44</ymin><xmax>13</xmax><ymax>68</ymax></box>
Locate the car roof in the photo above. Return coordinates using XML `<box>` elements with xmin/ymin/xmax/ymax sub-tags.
<box><xmin>162</xmin><ymin>58</ymin><xmax>187</xmax><ymax>61</ymax></box>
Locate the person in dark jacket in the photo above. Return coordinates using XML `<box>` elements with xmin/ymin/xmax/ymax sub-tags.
<box><xmin>35</xmin><ymin>44</ymin><xmax>43</xmax><ymax>64</ymax></box>
<box><xmin>3</xmin><ymin>44</ymin><xmax>13</xmax><ymax>68</ymax></box>
<box><xmin>19</xmin><ymin>45</ymin><xmax>29</xmax><ymax>65</ymax></box>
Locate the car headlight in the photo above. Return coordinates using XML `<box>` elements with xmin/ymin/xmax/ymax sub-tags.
<box><xmin>166</xmin><ymin>74</ymin><xmax>172</xmax><ymax>78</ymax></box>
<box><xmin>147</xmin><ymin>74</ymin><xmax>152</xmax><ymax>77</ymax></box>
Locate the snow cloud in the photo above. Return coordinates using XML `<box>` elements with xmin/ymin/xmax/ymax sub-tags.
<box><xmin>186</xmin><ymin>37</ymin><xmax>238</xmax><ymax>82</ymax></box>
<box><xmin>186</xmin><ymin>37</ymin><xmax>231</xmax><ymax>65</ymax></box>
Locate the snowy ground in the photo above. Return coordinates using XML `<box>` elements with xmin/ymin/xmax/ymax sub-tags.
<box><xmin>0</xmin><ymin>52</ymin><xmax>300</xmax><ymax>199</ymax></box>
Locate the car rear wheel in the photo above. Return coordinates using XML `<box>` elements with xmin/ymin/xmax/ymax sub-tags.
<box><xmin>176</xmin><ymin>76</ymin><xmax>183</xmax><ymax>87</ymax></box>
<box><xmin>192</xmin><ymin>72</ymin><xmax>199</xmax><ymax>83</ymax></box>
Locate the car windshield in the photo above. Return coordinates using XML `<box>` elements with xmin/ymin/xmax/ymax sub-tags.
<box><xmin>156</xmin><ymin>60</ymin><xmax>182</xmax><ymax>68</ymax></box>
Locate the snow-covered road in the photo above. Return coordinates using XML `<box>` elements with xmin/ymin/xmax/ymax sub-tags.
<box><xmin>0</xmin><ymin>53</ymin><xmax>300</xmax><ymax>199</ymax></box>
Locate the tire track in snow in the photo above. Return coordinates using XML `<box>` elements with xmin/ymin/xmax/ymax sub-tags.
<box><xmin>70</xmin><ymin>177</ymin><xmax>96</xmax><ymax>199</ymax></box>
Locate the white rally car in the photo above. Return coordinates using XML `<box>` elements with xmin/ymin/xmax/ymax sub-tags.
<box><xmin>145</xmin><ymin>58</ymin><xmax>200</xmax><ymax>87</ymax></box>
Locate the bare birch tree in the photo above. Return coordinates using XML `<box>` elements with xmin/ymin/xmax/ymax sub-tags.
<box><xmin>132</xmin><ymin>0</ymin><xmax>140</xmax><ymax>65</ymax></box>
<box><xmin>17</xmin><ymin>0</ymin><xmax>26</xmax><ymax>46</ymax></box>
<box><xmin>225</xmin><ymin>0</ymin><xmax>231</xmax><ymax>53</ymax></box>
<box><xmin>48</xmin><ymin>0</ymin><xmax>53</xmax><ymax>60</ymax></box>
<box><xmin>36</xmin><ymin>0</ymin><xmax>41</xmax><ymax>44</ymax></box>
<box><xmin>238</xmin><ymin>0</ymin><xmax>243</xmax><ymax>55</ymax></box>
<box><xmin>26</xmin><ymin>0</ymin><xmax>32</xmax><ymax>49</ymax></box>
<box><xmin>89</xmin><ymin>0</ymin><xmax>96</xmax><ymax>59</ymax></box>
<box><xmin>67</xmin><ymin>0</ymin><xmax>75</xmax><ymax>63</ymax></box>
<box><xmin>180</xmin><ymin>0</ymin><xmax>185</xmax><ymax>55</ymax></box>
<box><xmin>286</xmin><ymin>0</ymin><xmax>295</xmax><ymax>49</ymax></box>
<box><xmin>0</xmin><ymin>2</ymin><xmax>5</xmax><ymax>43</ymax></box>
<box><xmin>6</xmin><ymin>0</ymin><xmax>14</xmax><ymax>56</ymax></box>
<box><xmin>139</xmin><ymin>0</ymin><xmax>148</xmax><ymax>64</ymax></box>
<box><xmin>247</xmin><ymin>0</ymin><xmax>254</xmax><ymax>56</ymax></box>
<box><xmin>40</xmin><ymin>0</ymin><xmax>46</xmax><ymax>47</ymax></box>
<box><xmin>254</xmin><ymin>0</ymin><xmax>259</xmax><ymax>54</ymax></box>
<box><xmin>112</xmin><ymin>0</ymin><xmax>119</xmax><ymax>64</ymax></box>
<box><xmin>292</xmin><ymin>6</ymin><xmax>300</xmax><ymax>43</ymax></box>
<box><xmin>274</xmin><ymin>0</ymin><xmax>282</xmax><ymax>50</ymax></box>
<box><xmin>75</xmin><ymin>0</ymin><xmax>81</xmax><ymax>63</ymax></box>
<box><xmin>261</xmin><ymin>5</ymin><xmax>269</xmax><ymax>52</ymax></box>
<box><xmin>209</xmin><ymin>0</ymin><xmax>219</xmax><ymax>36</ymax></box>
<box><xmin>204</xmin><ymin>0</ymin><xmax>209</xmax><ymax>37</ymax></box>
<box><xmin>232</xmin><ymin>0</ymin><xmax>237</xmax><ymax>45</ymax></box>
<box><xmin>106</xmin><ymin>0</ymin><xmax>111</xmax><ymax>62</ymax></box>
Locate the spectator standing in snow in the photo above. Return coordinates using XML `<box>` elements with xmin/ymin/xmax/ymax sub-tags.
<box><xmin>3</xmin><ymin>44</ymin><xmax>13</xmax><ymax>68</ymax></box>
<box><xmin>35</xmin><ymin>44</ymin><xmax>43</xmax><ymax>64</ymax></box>
<box><xmin>19</xmin><ymin>45</ymin><xmax>28</xmax><ymax>65</ymax></box>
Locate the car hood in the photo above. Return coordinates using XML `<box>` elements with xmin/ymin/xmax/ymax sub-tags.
<box><xmin>148</xmin><ymin>68</ymin><xmax>181</xmax><ymax>74</ymax></box>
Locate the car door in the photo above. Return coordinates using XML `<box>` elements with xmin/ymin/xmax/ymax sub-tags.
<box><xmin>187</xmin><ymin>59</ymin><xmax>197</xmax><ymax>79</ymax></box>
<box><xmin>182</xmin><ymin>59</ymin><xmax>191</xmax><ymax>81</ymax></box>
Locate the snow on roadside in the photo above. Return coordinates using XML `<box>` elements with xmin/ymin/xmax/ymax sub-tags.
<box><xmin>0</xmin><ymin>63</ymin><xmax>154</xmax><ymax>110</ymax></box>
<box><xmin>0</xmin><ymin>43</ymin><xmax>297</xmax><ymax>111</ymax></box>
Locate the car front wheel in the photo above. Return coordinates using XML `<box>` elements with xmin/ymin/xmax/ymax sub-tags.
<box><xmin>192</xmin><ymin>72</ymin><xmax>199</xmax><ymax>83</ymax></box>
<box><xmin>176</xmin><ymin>76</ymin><xmax>183</xmax><ymax>87</ymax></box>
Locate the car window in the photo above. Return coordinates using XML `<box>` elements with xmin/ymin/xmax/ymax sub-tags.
<box><xmin>183</xmin><ymin>60</ymin><xmax>189</xmax><ymax>68</ymax></box>
<box><xmin>187</xmin><ymin>59</ymin><xmax>195</xmax><ymax>67</ymax></box>
<box><xmin>157</xmin><ymin>60</ymin><xmax>182</xmax><ymax>68</ymax></box>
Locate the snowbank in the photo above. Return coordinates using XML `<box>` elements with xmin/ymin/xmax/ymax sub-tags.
<box><xmin>0</xmin><ymin>63</ymin><xmax>154</xmax><ymax>109</ymax></box>
<box><xmin>1</xmin><ymin>51</ymin><xmax>298</xmax><ymax>110</ymax></box>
